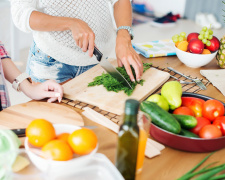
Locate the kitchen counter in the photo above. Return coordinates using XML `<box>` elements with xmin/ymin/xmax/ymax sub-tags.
<box><xmin>1</xmin><ymin>19</ymin><xmax>225</xmax><ymax>180</ymax></box>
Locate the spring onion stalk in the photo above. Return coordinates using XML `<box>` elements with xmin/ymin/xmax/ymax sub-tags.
<box><xmin>208</xmin><ymin>173</ymin><xmax>225</xmax><ymax>180</ymax></box>
<box><xmin>194</xmin><ymin>164</ymin><xmax>225</xmax><ymax>180</ymax></box>
<box><xmin>177</xmin><ymin>152</ymin><xmax>214</xmax><ymax>180</ymax></box>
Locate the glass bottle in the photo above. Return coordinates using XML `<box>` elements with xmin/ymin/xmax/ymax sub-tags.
<box><xmin>115</xmin><ymin>99</ymin><xmax>140</xmax><ymax>180</ymax></box>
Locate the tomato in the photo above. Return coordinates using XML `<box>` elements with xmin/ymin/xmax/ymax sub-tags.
<box><xmin>173</xmin><ymin>106</ymin><xmax>195</xmax><ymax>116</ymax></box>
<box><xmin>199</xmin><ymin>125</ymin><xmax>222</xmax><ymax>139</ymax></box>
<box><xmin>181</xmin><ymin>97</ymin><xmax>205</xmax><ymax>117</ymax></box>
<box><xmin>189</xmin><ymin>117</ymin><xmax>211</xmax><ymax>135</ymax></box>
<box><xmin>213</xmin><ymin>116</ymin><xmax>225</xmax><ymax>135</ymax></box>
<box><xmin>202</xmin><ymin>99</ymin><xmax>225</xmax><ymax>121</ymax></box>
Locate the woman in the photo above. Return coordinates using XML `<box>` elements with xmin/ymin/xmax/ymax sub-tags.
<box><xmin>10</xmin><ymin>0</ymin><xmax>143</xmax><ymax>84</ymax></box>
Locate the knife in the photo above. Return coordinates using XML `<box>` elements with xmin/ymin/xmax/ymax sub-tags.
<box><xmin>11</xmin><ymin>126</ymin><xmax>97</xmax><ymax>137</ymax></box>
<box><xmin>93</xmin><ymin>47</ymin><xmax>133</xmax><ymax>89</ymax></box>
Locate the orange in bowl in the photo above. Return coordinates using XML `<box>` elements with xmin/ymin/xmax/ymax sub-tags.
<box><xmin>26</xmin><ymin>119</ymin><xmax>56</xmax><ymax>147</ymax></box>
<box><xmin>68</xmin><ymin>128</ymin><xmax>98</xmax><ymax>155</ymax></box>
<box><xmin>57</xmin><ymin>133</ymin><xmax>70</xmax><ymax>142</ymax></box>
<box><xmin>41</xmin><ymin>139</ymin><xmax>73</xmax><ymax>161</ymax></box>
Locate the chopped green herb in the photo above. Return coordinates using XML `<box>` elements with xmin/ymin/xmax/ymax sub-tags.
<box><xmin>88</xmin><ymin>63</ymin><xmax>152</xmax><ymax>96</ymax></box>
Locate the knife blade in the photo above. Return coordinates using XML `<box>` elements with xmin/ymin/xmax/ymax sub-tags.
<box><xmin>93</xmin><ymin>47</ymin><xmax>133</xmax><ymax>89</ymax></box>
<box><xmin>11</xmin><ymin>126</ymin><xmax>97</xmax><ymax>137</ymax></box>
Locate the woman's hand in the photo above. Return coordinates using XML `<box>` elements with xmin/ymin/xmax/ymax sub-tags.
<box><xmin>116</xmin><ymin>30</ymin><xmax>143</xmax><ymax>82</ymax></box>
<box><xmin>24</xmin><ymin>80</ymin><xmax>64</xmax><ymax>103</ymax></box>
<box><xmin>69</xmin><ymin>19</ymin><xmax>95</xmax><ymax>57</ymax></box>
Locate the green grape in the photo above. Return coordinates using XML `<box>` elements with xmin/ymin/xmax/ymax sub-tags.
<box><xmin>202</xmin><ymin>39</ymin><xmax>207</xmax><ymax>44</ymax></box>
<box><xmin>198</xmin><ymin>35</ymin><xmax>203</xmax><ymax>40</ymax></box>
<box><xmin>178</xmin><ymin>36</ymin><xmax>184</xmax><ymax>42</ymax></box>
<box><xmin>180</xmin><ymin>32</ymin><xmax>186</xmax><ymax>37</ymax></box>
<box><xmin>206</xmin><ymin>41</ymin><xmax>211</xmax><ymax>46</ymax></box>
<box><xmin>204</xmin><ymin>33</ymin><xmax>209</xmax><ymax>39</ymax></box>
<box><xmin>208</xmin><ymin>29</ymin><xmax>213</xmax><ymax>35</ymax></box>
<box><xmin>200</xmin><ymin>31</ymin><xmax>205</xmax><ymax>35</ymax></box>
<box><xmin>202</xmin><ymin>26</ymin><xmax>208</xmax><ymax>31</ymax></box>
<box><xmin>208</xmin><ymin>35</ymin><xmax>213</xmax><ymax>40</ymax></box>
<box><xmin>172</xmin><ymin>37</ymin><xmax>178</xmax><ymax>43</ymax></box>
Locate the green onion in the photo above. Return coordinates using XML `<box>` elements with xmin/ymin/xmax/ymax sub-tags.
<box><xmin>177</xmin><ymin>152</ymin><xmax>214</xmax><ymax>180</ymax></box>
<box><xmin>194</xmin><ymin>164</ymin><xmax>225</xmax><ymax>180</ymax></box>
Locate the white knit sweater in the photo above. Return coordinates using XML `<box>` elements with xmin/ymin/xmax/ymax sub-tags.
<box><xmin>10</xmin><ymin>0</ymin><xmax>119</xmax><ymax>66</ymax></box>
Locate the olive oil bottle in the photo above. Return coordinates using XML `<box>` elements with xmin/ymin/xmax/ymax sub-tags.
<box><xmin>115</xmin><ymin>99</ymin><xmax>140</xmax><ymax>180</ymax></box>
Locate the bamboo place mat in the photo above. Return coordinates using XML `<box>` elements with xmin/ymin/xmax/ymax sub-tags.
<box><xmin>62</xmin><ymin>66</ymin><xmax>210</xmax><ymax>124</ymax></box>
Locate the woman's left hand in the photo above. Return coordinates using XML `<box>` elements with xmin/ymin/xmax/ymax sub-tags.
<box><xmin>24</xmin><ymin>80</ymin><xmax>64</xmax><ymax>103</ymax></box>
<box><xmin>115</xmin><ymin>30</ymin><xmax>143</xmax><ymax>82</ymax></box>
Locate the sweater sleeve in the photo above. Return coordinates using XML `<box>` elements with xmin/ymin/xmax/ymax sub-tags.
<box><xmin>10</xmin><ymin>0</ymin><xmax>38</xmax><ymax>33</ymax></box>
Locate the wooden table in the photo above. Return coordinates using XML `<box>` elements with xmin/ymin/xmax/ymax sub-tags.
<box><xmin>1</xmin><ymin>55</ymin><xmax>225</xmax><ymax>180</ymax></box>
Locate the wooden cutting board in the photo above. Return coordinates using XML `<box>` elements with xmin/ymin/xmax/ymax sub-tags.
<box><xmin>0</xmin><ymin>101</ymin><xmax>84</xmax><ymax>129</ymax></box>
<box><xmin>63</xmin><ymin>60</ymin><xmax>170</xmax><ymax>115</ymax></box>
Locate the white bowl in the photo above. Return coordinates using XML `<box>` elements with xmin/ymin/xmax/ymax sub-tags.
<box><xmin>24</xmin><ymin>124</ymin><xmax>98</xmax><ymax>177</ymax></box>
<box><xmin>175</xmin><ymin>46</ymin><xmax>217</xmax><ymax>68</ymax></box>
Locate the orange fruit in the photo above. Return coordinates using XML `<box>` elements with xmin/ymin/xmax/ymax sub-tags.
<box><xmin>202</xmin><ymin>49</ymin><xmax>211</xmax><ymax>54</ymax></box>
<box><xmin>26</xmin><ymin>119</ymin><xmax>56</xmax><ymax>147</ymax></box>
<box><xmin>177</xmin><ymin>41</ymin><xmax>188</xmax><ymax>52</ymax></box>
<box><xmin>41</xmin><ymin>139</ymin><xmax>73</xmax><ymax>161</ymax></box>
<box><xmin>57</xmin><ymin>133</ymin><xmax>70</xmax><ymax>142</ymax></box>
<box><xmin>68</xmin><ymin>128</ymin><xmax>98</xmax><ymax>155</ymax></box>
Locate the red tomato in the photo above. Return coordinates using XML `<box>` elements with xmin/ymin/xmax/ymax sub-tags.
<box><xmin>213</xmin><ymin>116</ymin><xmax>225</xmax><ymax>135</ymax></box>
<box><xmin>173</xmin><ymin>106</ymin><xmax>195</xmax><ymax>116</ymax></box>
<box><xmin>202</xmin><ymin>99</ymin><xmax>225</xmax><ymax>121</ymax></box>
<box><xmin>199</xmin><ymin>125</ymin><xmax>222</xmax><ymax>139</ymax></box>
<box><xmin>189</xmin><ymin>117</ymin><xmax>211</xmax><ymax>135</ymax></box>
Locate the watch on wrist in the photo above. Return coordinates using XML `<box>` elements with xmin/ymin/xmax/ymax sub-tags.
<box><xmin>116</xmin><ymin>26</ymin><xmax>134</xmax><ymax>40</ymax></box>
<box><xmin>12</xmin><ymin>73</ymin><xmax>31</xmax><ymax>92</ymax></box>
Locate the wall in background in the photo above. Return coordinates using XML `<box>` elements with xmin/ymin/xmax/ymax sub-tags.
<box><xmin>0</xmin><ymin>0</ymin><xmax>32</xmax><ymax>56</ymax></box>
<box><xmin>146</xmin><ymin>0</ymin><xmax>186</xmax><ymax>17</ymax></box>
<box><xmin>184</xmin><ymin>0</ymin><xmax>224</xmax><ymax>27</ymax></box>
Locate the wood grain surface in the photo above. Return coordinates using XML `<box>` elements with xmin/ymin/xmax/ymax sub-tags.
<box><xmin>0</xmin><ymin>101</ymin><xmax>84</xmax><ymax>129</ymax></box>
<box><xmin>63</xmin><ymin>59</ymin><xmax>170</xmax><ymax>115</ymax></box>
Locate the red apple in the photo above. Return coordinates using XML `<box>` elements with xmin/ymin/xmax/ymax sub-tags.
<box><xmin>206</xmin><ymin>36</ymin><xmax>220</xmax><ymax>52</ymax></box>
<box><xmin>188</xmin><ymin>39</ymin><xmax>204</xmax><ymax>54</ymax></box>
<box><xmin>187</xmin><ymin>33</ymin><xmax>199</xmax><ymax>42</ymax></box>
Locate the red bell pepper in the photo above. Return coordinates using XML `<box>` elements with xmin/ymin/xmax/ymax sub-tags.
<box><xmin>181</xmin><ymin>97</ymin><xmax>205</xmax><ymax>117</ymax></box>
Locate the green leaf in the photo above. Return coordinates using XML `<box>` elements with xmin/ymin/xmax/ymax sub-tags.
<box><xmin>88</xmin><ymin>63</ymin><xmax>152</xmax><ymax>96</ymax></box>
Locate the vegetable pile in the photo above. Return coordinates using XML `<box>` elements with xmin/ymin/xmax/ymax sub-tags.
<box><xmin>141</xmin><ymin>81</ymin><xmax>225</xmax><ymax>139</ymax></box>
<box><xmin>88</xmin><ymin>63</ymin><xmax>152</xmax><ymax>96</ymax></box>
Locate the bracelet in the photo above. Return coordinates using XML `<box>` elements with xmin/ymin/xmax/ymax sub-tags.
<box><xmin>12</xmin><ymin>73</ymin><xmax>31</xmax><ymax>92</ymax></box>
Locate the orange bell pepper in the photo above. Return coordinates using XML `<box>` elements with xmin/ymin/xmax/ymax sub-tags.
<box><xmin>181</xmin><ymin>97</ymin><xmax>205</xmax><ymax>117</ymax></box>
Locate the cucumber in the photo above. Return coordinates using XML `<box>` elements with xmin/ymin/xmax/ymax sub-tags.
<box><xmin>140</xmin><ymin>101</ymin><xmax>181</xmax><ymax>134</ymax></box>
<box><xmin>172</xmin><ymin>114</ymin><xmax>197</xmax><ymax>129</ymax></box>
<box><xmin>180</xmin><ymin>129</ymin><xmax>199</xmax><ymax>138</ymax></box>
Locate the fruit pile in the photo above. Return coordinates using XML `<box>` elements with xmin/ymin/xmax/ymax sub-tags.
<box><xmin>172</xmin><ymin>26</ymin><xmax>220</xmax><ymax>54</ymax></box>
<box><xmin>26</xmin><ymin>119</ymin><xmax>98</xmax><ymax>161</ymax></box>
<box><xmin>141</xmin><ymin>81</ymin><xmax>225</xmax><ymax>139</ymax></box>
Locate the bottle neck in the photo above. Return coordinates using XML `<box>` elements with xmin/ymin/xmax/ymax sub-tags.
<box><xmin>123</xmin><ymin>114</ymin><xmax>138</xmax><ymax>126</ymax></box>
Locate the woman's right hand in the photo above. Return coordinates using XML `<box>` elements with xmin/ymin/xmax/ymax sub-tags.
<box><xmin>69</xmin><ymin>19</ymin><xmax>95</xmax><ymax>57</ymax></box>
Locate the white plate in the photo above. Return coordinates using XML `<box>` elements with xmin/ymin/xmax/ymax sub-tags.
<box><xmin>50</xmin><ymin>153</ymin><xmax>124</xmax><ymax>180</ymax></box>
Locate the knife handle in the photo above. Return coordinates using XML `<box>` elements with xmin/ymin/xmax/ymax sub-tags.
<box><xmin>93</xmin><ymin>47</ymin><xmax>103</xmax><ymax>62</ymax></box>
<box><xmin>11</xmin><ymin>128</ymin><xmax>26</xmax><ymax>137</ymax></box>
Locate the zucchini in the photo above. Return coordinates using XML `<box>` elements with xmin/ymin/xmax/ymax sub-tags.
<box><xmin>140</xmin><ymin>101</ymin><xmax>181</xmax><ymax>134</ymax></box>
<box><xmin>173</xmin><ymin>114</ymin><xmax>197</xmax><ymax>129</ymax></box>
<box><xmin>180</xmin><ymin>129</ymin><xmax>199</xmax><ymax>138</ymax></box>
